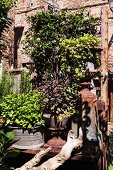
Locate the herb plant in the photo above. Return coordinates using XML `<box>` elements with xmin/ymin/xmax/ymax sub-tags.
<box><xmin>41</xmin><ymin>79</ymin><xmax>78</xmax><ymax>122</ymax></box>
<box><xmin>0</xmin><ymin>91</ymin><xmax>46</xmax><ymax>129</ymax></box>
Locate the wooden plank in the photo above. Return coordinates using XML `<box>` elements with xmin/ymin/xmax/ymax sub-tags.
<box><xmin>101</xmin><ymin>6</ymin><xmax>108</xmax><ymax>112</ymax></box>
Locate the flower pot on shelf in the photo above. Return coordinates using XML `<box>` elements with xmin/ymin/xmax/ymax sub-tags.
<box><xmin>7</xmin><ymin>126</ymin><xmax>45</xmax><ymax>149</ymax></box>
<box><xmin>43</xmin><ymin>113</ymin><xmax>68</xmax><ymax>129</ymax></box>
<box><xmin>43</xmin><ymin>113</ymin><xmax>69</xmax><ymax>141</ymax></box>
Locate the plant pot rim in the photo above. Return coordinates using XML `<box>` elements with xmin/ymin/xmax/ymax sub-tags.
<box><xmin>8</xmin><ymin>125</ymin><xmax>44</xmax><ymax>130</ymax></box>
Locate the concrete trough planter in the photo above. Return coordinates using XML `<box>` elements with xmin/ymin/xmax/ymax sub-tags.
<box><xmin>8</xmin><ymin>126</ymin><xmax>45</xmax><ymax>149</ymax></box>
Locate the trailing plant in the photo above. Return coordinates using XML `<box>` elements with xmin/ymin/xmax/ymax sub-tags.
<box><xmin>0</xmin><ymin>130</ymin><xmax>20</xmax><ymax>169</ymax></box>
<box><xmin>0</xmin><ymin>91</ymin><xmax>46</xmax><ymax>129</ymax></box>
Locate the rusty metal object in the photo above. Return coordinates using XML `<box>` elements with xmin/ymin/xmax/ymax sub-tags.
<box><xmin>46</xmin><ymin>137</ymin><xmax>66</xmax><ymax>147</ymax></box>
<box><xmin>79</xmin><ymin>88</ymin><xmax>99</xmax><ymax>142</ymax></box>
<box><xmin>79</xmin><ymin>88</ymin><xmax>97</xmax><ymax>107</ymax></box>
<box><xmin>44</xmin><ymin>137</ymin><xmax>66</xmax><ymax>156</ymax></box>
<box><xmin>97</xmin><ymin>100</ymin><xmax>105</xmax><ymax>111</ymax></box>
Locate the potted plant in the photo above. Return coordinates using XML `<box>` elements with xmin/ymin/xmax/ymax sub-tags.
<box><xmin>0</xmin><ymin>91</ymin><xmax>46</xmax><ymax>149</ymax></box>
<box><xmin>42</xmin><ymin>79</ymin><xmax>77</xmax><ymax>130</ymax></box>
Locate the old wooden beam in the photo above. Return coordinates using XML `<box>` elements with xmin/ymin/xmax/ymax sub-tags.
<box><xmin>101</xmin><ymin>6</ymin><xmax>108</xmax><ymax>113</ymax></box>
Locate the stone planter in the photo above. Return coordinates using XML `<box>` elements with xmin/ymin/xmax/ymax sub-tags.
<box><xmin>8</xmin><ymin>126</ymin><xmax>45</xmax><ymax>149</ymax></box>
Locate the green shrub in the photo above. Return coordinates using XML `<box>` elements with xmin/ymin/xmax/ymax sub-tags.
<box><xmin>23</xmin><ymin>9</ymin><xmax>100</xmax><ymax>87</ymax></box>
<box><xmin>0</xmin><ymin>91</ymin><xmax>46</xmax><ymax>129</ymax></box>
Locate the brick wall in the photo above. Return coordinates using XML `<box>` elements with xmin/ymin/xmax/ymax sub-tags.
<box><xmin>14</xmin><ymin>0</ymin><xmax>47</xmax><ymax>68</ymax></box>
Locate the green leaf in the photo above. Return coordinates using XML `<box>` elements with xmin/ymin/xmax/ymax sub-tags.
<box><xmin>6</xmin><ymin>131</ymin><xmax>14</xmax><ymax>140</ymax></box>
<box><xmin>109</xmin><ymin>163</ymin><xmax>113</xmax><ymax>170</ymax></box>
